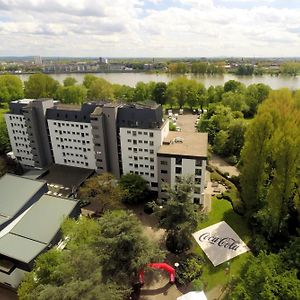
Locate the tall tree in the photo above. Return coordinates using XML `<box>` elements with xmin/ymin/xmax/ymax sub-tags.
<box><xmin>152</xmin><ymin>82</ymin><xmax>167</xmax><ymax>105</ymax></box>
<box><xmin>0</xmin><ymin>75</ymin><xmax>24</xmax><ymax>103</ymax></box>
<box><xmin>95</xmin><ymin>210</ymin><xmax>165</xmax><ymax>284</ymax></box>
<box><xmin>87</xmin><ymin>78</ymin><xmax>114</xmax><ymax>101</ymax></box>
<box><xmin>0</xmin><ymin>119</ymin><xmax>10</xmax><ymax>154</ymax></box>
<box><xmin>241</xmin><ymin>89</ymin><xmax>300</xmax><ymax>239</ymax></box>
<box><xmin>24</xmin><ymin>74</ymin><xmax>59</xmax><ymax>99</ymax></box>
<box><xmin>79</xmin><ymin>173</ymin><xmax>124</xmax><ymax>214</ymax></box>
<box><xmin>119</xmin><ymin>173</ymin><xmax>148</xmax><ymax>205</ymax></box>
<box><xmin>154</xmin><ymin>177</ymin><xmax>203</xmax><ymax>253</ymax></box>
<box><xmin>56</xmin><ymin>85</ymin><xmax>87</xmax><ymax>104</ymax></box>
<box><xmin>63</xmin><ymin>77</ymin><xmax>77</xmax><ymax>87</ymax></box>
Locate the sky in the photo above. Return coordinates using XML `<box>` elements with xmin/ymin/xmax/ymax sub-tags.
<box><xmin>0</xmin><ymin>0</ymin><xmax>300</xmax><ymax>57</ymax></box>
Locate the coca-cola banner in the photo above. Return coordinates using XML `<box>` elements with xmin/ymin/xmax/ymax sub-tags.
<box><xmin>192</xmin><ymin>221</ymin><xmax>250</xmax><ymax>266</ymax></box>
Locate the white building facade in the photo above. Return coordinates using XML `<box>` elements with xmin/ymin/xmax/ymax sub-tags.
<box><xmin>5</xmin><ymin>113</ymin><xmax>35</xmax><ymax>167</ymax></box>
<box><xmin>120</xmin><ymin>120</ymin><xmax>169</xmax><ymax>190</ymax></box>
<box><xmin>47</xmin><ymin>120</ymin><xmax>96</xmax><ymax>169</ymax></box>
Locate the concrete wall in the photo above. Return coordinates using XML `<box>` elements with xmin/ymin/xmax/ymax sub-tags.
<box><xmin>0</xmin><ymin>268</ymin><xmax>27</xmax><ymax>289</ymax></box>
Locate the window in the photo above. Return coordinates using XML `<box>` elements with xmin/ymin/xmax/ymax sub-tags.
<box><xmin>150</xmin><ymin>166</ymin><xmax>154</xmax><ymax>170</ymax></box>
<box><xmin>149</xmin><ymin>132</ymin><xmax>153</xmax><ymax>137</ymax></box>
<box><xmin>194</xmin><ymin>198</ymin><xmax>200</xmax><ymax>204</ymax></box>
<box><xmin>133</xmin><ymin>140</ymin><xmax>137</xmax><ymax>145</ymax></box>
<box><xmin>196</xmin><ymin>159</ymin><xmax>202</xmax><ymax>167</ymax></box>
<box><xmin>151</xmin><ymin>182</ymin><xmax>158</xmax><ymax>188</ymax></box>
<box><xmin>161</xmin><ymin>160</ymin><xmax>168</xmax><ymax>165</ymax></box>
<box><xmin>176</xmin><ymin>167</ymin><xmax>182</xmax><ymax>174</ymax></box>
<box><xmin>127</xmin><ymin>130</ymin><xmax>131</xmax><ymax>134</ymax></box>
<box><xmin>194</xmin><ymin>187</ymin><xmax>201</xmax><ymax>194</ymax></box>
<box><xmin>150</xmin><ymin>141</ymin><xmax>154</xmax><ymax>146</ymax></box>
<box><xmin>132</xmin><ymin>131</ymin><xmax>137</xmax><ymax>136</ymax></box>
<box><xmin>195</xmin><ymin>178</ymin><xmax>201</xmax><ymax>184</ymax></box>
<box><xmin>133</xmin><ymin>148</ymin><xmax>137</xmax><ymax>153</ymax></box>
<box><xmin>138</xmin><ymin>131</ymin><xmax>142</xmax><ymax>135</ymax></box>
<box><xmin>127</xmin><ymin>139</ymin><xmax>132</xmax><ymax>142</ymax></box>
<box><xmin>134</xmin><ymin>164</ymin><xmax>138</xmax><ymax>168</ymax></box>
<box><xmin>176</xmin><ymin>157</ymin><xmax>182</xmax><ymax>165</ymax></box>
<box><xmin>161</xmin><ymin>170</ymin><xmax>168</xmax><ymax>174</ymax></box>
<box><xmin>150</xmin><ymin>173</ymin><xmax>154</xmax><ymax>177</ymax></box>
<box><xmin>150</xmin><ymin>150</ymin><xmax>154</xmax><ymax>154</ymax></box>
<box><xmin>195</xmin><ymin>169</ymin><xmax>202</xmax><ymax>176</ymax></box>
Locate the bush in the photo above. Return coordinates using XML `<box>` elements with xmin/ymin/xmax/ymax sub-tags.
<box><xmin>166</xmin><ymin>231</ymin><xmax>191</xmax><ymax>254</ymax></box>
<box><xmin>176</xmin><ymin>254</ymin><xmax>204</xmax><ymax>285</ymax></box>
<box><xmin>143</xmin><ymin>202</ymin><xmax>154</xmax><ymax>214</ymax></box>
<box><xmin>227</xmin><ymin>155</ymin><xmax>238</xmax><ymax>165</ymax></box>
<box><xmin>191</xmin><ymin>278</ymin><xmax>204</xmax><ymax>291</ymax></box>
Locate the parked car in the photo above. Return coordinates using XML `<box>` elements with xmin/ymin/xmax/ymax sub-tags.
<box><xmin>179</xmin><ymin>109</ymin><xmax>184</xmax><ymax>115</ymax></box>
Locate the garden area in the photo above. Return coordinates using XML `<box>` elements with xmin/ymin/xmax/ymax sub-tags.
<box><xmin>193</xmin><ymin>197</ymin><xmax>251</xmax><ymax>292</ymax></box>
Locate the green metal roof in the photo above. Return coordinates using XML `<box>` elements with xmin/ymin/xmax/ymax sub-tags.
<box><xmin>0</xmin><ymin>194</ymin><xmax>77</xmax><ymax>263</ymax></box>
<box><xmin>0</xmin><ymin>174</ymin><xmax>46</xmax><ymax>220</ymax></box>
<box><xmin>0</xmin><ymin>233</ymin><xmax>45</xmax><ymax>263</ymax></box>
<box><xmin>11</xmin><ymin>195</ymin><xmax>77</xmax><ymax>244</ymax></box>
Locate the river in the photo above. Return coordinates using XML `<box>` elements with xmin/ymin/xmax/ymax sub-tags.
<box><xmin>18</xmin><ymin>73</ymin><xmax>300</xmax><ymax>90</ymax></box>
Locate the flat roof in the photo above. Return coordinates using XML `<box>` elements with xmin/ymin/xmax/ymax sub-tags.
<box><xmin>0</xmin><ymin>174</ymin><xmax>46</xmax><ymax>221</ymax></box>
<box><xmin>10</xmin><ymin>195</ymin><xmax>77</xmax><ymax>244</ymax></box>
<box><xmin>158</xmin><ymin>131</ymin><xmax>208</xmax><ymax>158</ymax></box>
<box><xmin>40</xmin><ymin>164</ymin><xmax>94</xmax><ymax>197</ymax></box>
<box><xmin>0</xmin><ymin>195</ymin><xmax>77</xmax><ymax>263</ymax></box>
<box><xmin>0</xmin><ymin>233</ymin><xmax>45</xmax><ymax>263</ymax></box>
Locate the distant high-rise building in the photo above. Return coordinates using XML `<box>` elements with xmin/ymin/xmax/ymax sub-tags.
<box><xmin>33</xmin><ymin>56</ymin><xmax>42</xmax><ymax>65</ymax></box>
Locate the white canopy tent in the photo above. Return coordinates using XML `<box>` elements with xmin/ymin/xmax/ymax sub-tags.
<box><xmin>177</xmin><ymin>291</ymin><xmax>208</xmax><ymax>300</ymax></box>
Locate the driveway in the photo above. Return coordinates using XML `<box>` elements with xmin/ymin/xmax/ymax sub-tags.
<box><xmin>209</xmin><ymin>154</ymin><xmax>240</xmax><ymax>177</ymax></box>
<box><xmin>175</xmin><ymin>114</ymin><xmax>198</xmax><ymax>133</ymax></box>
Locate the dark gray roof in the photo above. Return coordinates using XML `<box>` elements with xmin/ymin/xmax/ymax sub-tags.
<box><xmin>11</xmin><ymin>195</ymin><xmax>77</xmax><ymax>244</ymax></box>
<box><xmin>0</xmin><ymin>174</ymin><xmax>46</xmax><ymax>225</ymax></box>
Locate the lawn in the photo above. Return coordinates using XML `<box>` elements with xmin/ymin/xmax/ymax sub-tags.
<box><xmin>193</xmin><ymin>197</ymin><xmax>252</xmax><ymax>291</ymax></box>
<box><xmin>0</xmin><ymin>103</ymin><xmax>9</xmax><ymax>121</ymax></box>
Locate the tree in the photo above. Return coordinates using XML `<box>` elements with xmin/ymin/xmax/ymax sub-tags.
<box><xmin>112</xmin><ymin>84</ymin><xmax>134</xmax><ymax>102</ymax></box>
<box><xmin>154</xmin><ymin>176</ymin><xmax>203</xmax><ymax>253</ymax></box>
<box><xmin>240</xmin><ymin>89</ymin><xmax>300</xmax><ymax>240</ymax></box>
<box><xmin>18</xmin><ymin>216</ymin><xmax>131</xmax><ymax>300</ymax></box>
<box><xmin>245</xmin><ymin>83</ymin><xmax>270</xmax><ymax>117</ymax></box>
<box><xmin>230</xmin><ymin>251</ymin><xmax>300</xmax><ymax>300</ymax></box>
<box><xmin>222</xmin><ymin>91</ymin><xmax>248</xmax><ymax>113</ymax></box>
<box><xmin>56</xmin><ymin>85</ymin><xmax>87</xmax><ymax>104</ymax></box>
<box><xmin>152</xmin><ymin>82</ymin><xmax>167</xmax><ymax>105</ymax></box>
<box><xmin>63</xmin><ymin>77</ymin><xmax>77</xmax><ymax>87</ymax></box>
<box><xmin>166</xmin><ymin>82</ymin><xmax>177</xmax><ymax>108</ymax></box>
<box><xmin>172</xmin><ymin>77</ymin><xmax>189</xmax><ymax>108</ymax></box>
<box><xmin>0</xmin><ymin>75</ymin><xmax>24</xmax><ymax>103</ymax></box>
<box><xmin>24</xmin><ymin>74</ymin><xmax>59</xmax><ymax>99</ymax></box>
<box><xmin>83</xmin><ymin>74</ymin><xmax>98</xmax><ymax>89</ymax></box>
<box><xmin>224</xmin><ymin>80</ymin><xmax>245</xmax><ymax>94</ymax></box>
<box><xmin>186</xmin><ymin>79</ymin><xmax>198</xmax><ymax>109</ymax></box>
<box><xmin>133</xmin><ymin>81</ymin><xmax>151</xmax><ymax>102</ymax></box>
<box><xmin>119</xmin><ymin>173</ymin><xmax>148</xmax><ymax>204</ymax></box>
<box><xmin>0</xmin><ymin>119</ymin><xmax>10</xmax><ymax>154</ymax></box>
<box><xmin>95</xmin><ymin>210</ymin><xmax>165</xmax><ymax>284</ymax></box>
<box><xmin>87</xmin><ymin>78</ymin><xmax>114</xmax><ymax>101</ymax></box>
<box><xmin>78</xmin><ymin>173</ymin><xmax>123</xmax><ymax>214</ymax></box>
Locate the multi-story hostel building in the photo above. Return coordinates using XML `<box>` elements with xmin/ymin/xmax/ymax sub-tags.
<box><xmin>5</xmin><ymin>99</ymin><xmax>208</xmax><ymax>204</ymax></box>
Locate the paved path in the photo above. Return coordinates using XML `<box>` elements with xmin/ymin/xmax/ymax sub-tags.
<box><xmin>0</xmin><ymin>287</ymin><xmax>18</xmax><ymax>300</ymax></box>
<box><xmin>210</xmin><ymin>154</ymin><xmax>240</xmax><ymax>177</ymax></box>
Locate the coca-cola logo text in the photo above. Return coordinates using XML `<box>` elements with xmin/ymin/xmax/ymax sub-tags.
<box><xmin>199</xmin><ymin>232</ymin><xmax>240</xmax><ymax>251</ymax></box>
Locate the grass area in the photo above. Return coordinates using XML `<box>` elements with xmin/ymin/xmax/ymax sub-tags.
<box><xmin>0</xmin><ymin>103</ymin><xmax>9</xmax><ymax>121</ymax></box>
<box><xmin>193</xmin><ymin>197</ymin><xmax>252</xmax><ymax>291</ymax></box>
<box><xmin>210</xmin><ymin>170</ymin><xmax>245</xmax><ymax>214</ymax></box>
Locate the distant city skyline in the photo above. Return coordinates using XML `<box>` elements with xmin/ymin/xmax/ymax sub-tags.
<box><xmin>0</xmin><ymin>0</ymin><xmax>300</xmax><ymax>57</ymax></box>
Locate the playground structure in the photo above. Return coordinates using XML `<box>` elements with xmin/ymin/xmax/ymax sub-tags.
<box><xmin>138</xmin><ymin>263</ymin><xmax>176</xmax><ymax>285</ymax></box>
